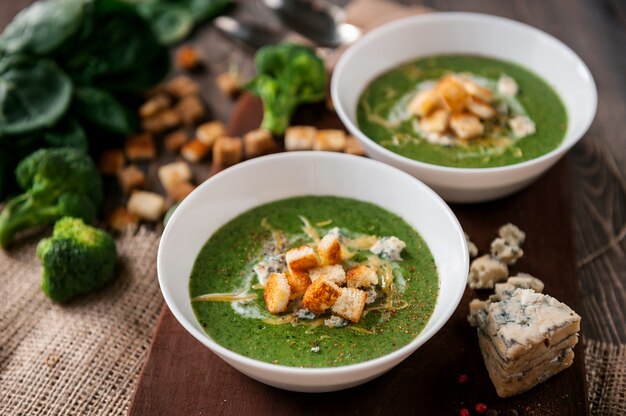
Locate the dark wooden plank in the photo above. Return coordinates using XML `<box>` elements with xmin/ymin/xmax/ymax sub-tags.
<box><xmin>129</xmin><ymin>94</ymin><xmax>587</xmax><ymax>415</ymax></box>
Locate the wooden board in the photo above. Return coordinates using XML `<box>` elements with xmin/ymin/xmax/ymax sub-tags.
<box><xmin>129</xmin><ymin>94</ymin><xmax>587</xmax><ymax>415</ymax></box>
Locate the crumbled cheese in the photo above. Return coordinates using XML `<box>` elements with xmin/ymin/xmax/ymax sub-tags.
<box><xmin>498</xmin><ymin>75</ymin><xmax>519</xmax><ymax>97</ymax></box>
<box><xmin>490</xmin><ymin>237</ymin><xmax>524</xmax><ymax>265</ymax></box>
<box><xmin>498</xmin><ymin>223</ymin><xmax>526</xmax><ymax>246</ymax></box>
<box><xmin>465</xmin><ymin>232</ymin><xmax>478</xmax><ymax>258</ymax></box>
<box><xmin>424</xmin><ymin>132</ymin><xmax>455</xmax><ymax>146</ymax></box>
<box><xmin>324</xmin><ymin>315</ymin><xmax>347</xmax><ymax>328</ymax></box>
<box><xmin>468</xmin><ymin>254</ymin><xmax>509</xmax><ymax>289</ymax></box>
<box><xmin>365</xmin><ymin>286</ymin><xmax>377</xmax><ymax>305</ymax></box>
<box><xmin>508</xmin><ymin>115</ymin><xmax>536</xmax><ymax>138</ymax></box>
<box><xmin>327</xmin><ymin>227</ymin><xmax>341</xmax><ymax>238</ymax></box>
<box><xmin>370</xmin><ymin>236</ymin><xmax>406</xmax><ymax>261</ymax></box>
<box><xmin>294</xmin><ymin>308</ymin><xmax>316</xmax><ymax>320</ymax></box>
<box><xmin>253</xmin><ymin>254</ymin><xmax>286</xmax><ymax>285</ymax></box>
<box><xmin>310</xmin><ymin>346</ymin><xmax>320</xmax><ymax>353</ymax></box>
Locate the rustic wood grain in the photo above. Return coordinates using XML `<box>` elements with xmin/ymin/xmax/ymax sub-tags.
<box><xmin>129</xmin><ymin>94</ymin><xmax>587</xmax><ymax>415</ymax></box>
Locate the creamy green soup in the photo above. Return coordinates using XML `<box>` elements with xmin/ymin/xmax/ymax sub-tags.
<box><xmin>357</xmin><ymin>55</ymin><xmax>567</xmax><ymax>168</ymax></box>
<box><xmin>189</xmin><ymin>196</ymin><xmax>438</xmax><ymax>367</ymax></box>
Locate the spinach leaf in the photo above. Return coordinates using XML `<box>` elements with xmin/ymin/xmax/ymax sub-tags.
<box><xmin>73</xmin><ymin>86</ymin><xmax>136</xmax><ymax>136</ymax></box>
<box><xmin>0</xmin><ymin>0</ymin><xmax>86</xmax><ymax>55</ymax></box>
<box><xmin>184</xmin><ymin>0</ymin><xmax>232</xmax><ymax>23</ymax></box>
<box><xmin>43</xmin><ymin>116</ymin><xmax>89</xmax><ymax>151</ymax></box>
<box><xmin>0</xmin><ymin>55</ymin><xmax>72</xmax><ymax>135</ymax></box>
<box><xmin>137</xmin><ymin>3</ymin><xmax>194</xmax><ymax>45</ymax></box>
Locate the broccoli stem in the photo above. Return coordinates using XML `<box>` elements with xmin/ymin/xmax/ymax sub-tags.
<box><xmin>0</xmin><ymin>194</ymin><xmax>66</xmax><ymax>248</ymax></box>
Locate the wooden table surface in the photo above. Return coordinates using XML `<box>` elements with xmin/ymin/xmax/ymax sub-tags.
<box><xmin>1</xmin><ymin>0</ymin><xmax>625</xmax><ymax>385</ymax></box>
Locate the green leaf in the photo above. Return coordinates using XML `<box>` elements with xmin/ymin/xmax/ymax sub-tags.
<box><xmin>42</xmin><ymin>116</ymin><xmax>89</xmax><ymax>152</ymax></box>
<box><xmin>137</xmin><ymin>3</ymin><xmax>194</xmax><ymax>45</ymax></box>
<box><xmin>184</xmin><ymin>0</ymin><xmax>232</xmax><ymax>23</ymax></box>
<box><xmin>73</xmin><ymin>86</ymin><xmax>136</xmax><ymax>136</ymax></box>
<box><xmin>0</xmin><ymin>55</ymin><xmax>72</xmax><ymax>135</ymax></box>
<box><xmin>0</xmin><ymin>0</ymin><xmax>86</xmax><ymax>55</ymax></box>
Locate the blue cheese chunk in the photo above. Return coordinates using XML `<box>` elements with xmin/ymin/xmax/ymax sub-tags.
<box><xmin>468</xmin><ymin>254</ymin><xmax>509</xmax><ymax>289</ymax></box>
<box><xmin>490</xmin><ymin>237</ymin><xmax>524</xmax><ymax>265</ymax></box>
<box><xmin>370</xmin><ymin>236</ymin><xmax>406</xmax><ymax>261</ymax></box>
<box><xmin>494</xmin><ymin>273</ymin><xmax>545</xmax><ymax>299</ymax></box>
<box><xmin>498</xmin><ymin>223</ymin><xmax>525</xmax><ymax>246</ymax></box>
<box><xmin>253</xmin><ymin>254</ymin><xmax>286</xmax><ymax>285</ymax></box>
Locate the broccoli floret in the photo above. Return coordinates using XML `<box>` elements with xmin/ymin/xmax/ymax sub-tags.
<box><xmin>0</xmin><ymin>147</ymin><xmax>102</xmax><ymax>248</ymax></box>
<box><xmin>37</xmin><ymin>217</ymin><xmax>117</xmax><ymax>302</ymax></box>
<box><xmin>245</xmin><ymin>43</ymin><xmax>326</xmax><ymax>135</ymax></box>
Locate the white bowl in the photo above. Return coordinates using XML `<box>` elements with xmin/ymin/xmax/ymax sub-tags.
<box><xmin>331</xmin><ymin>12</ymin><xmax>597</xmax><ymax>203</ymax></box>
<box><xmin>158</xmin><ymin>152</ymin><xmax>468</xmax><ymax>392</ymax></box>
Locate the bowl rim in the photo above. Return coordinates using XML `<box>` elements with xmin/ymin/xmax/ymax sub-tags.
<box><xmin>331</xmin><ymin>11</ymin><xmax>598</xmax><ymax>174</ymax></box>
<box><xmin>158</xmin><ymin>152</ymin><xmax>469</xmax><ymax>375</ymax></box>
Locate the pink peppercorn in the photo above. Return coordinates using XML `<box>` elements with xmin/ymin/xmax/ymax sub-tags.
<box><xmin>475</xmin><ymin>403</ymin><xmax>488</xmax><ymax>413</ymax></box>
<box><xmin>457</xmin><ymin>374</ymin><xmax>469</xmax><ymax>384</ymax></box>
<box><xmin>460</xmin><ymin>408</ymin><xmax>470</xmax><ymax>416</ymax></box>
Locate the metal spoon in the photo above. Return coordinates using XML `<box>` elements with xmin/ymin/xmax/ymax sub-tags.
<box><xmin>214</xmin><ymin>16</ymin><xmax>285</xmax><ymax>49</ymax></box>
<box><xmin>263</xmin><ymin>0</ymin><xmax>361</xmax><ymax>48</ymax></box>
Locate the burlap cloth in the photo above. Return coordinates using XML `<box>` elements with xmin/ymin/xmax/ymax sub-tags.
<box><xmin>1</xmin><ymin>1</ymin><xmax>625</xmax><ymax>415</ymax></box>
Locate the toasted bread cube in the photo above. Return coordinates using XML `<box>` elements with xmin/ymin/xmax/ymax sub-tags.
<box><xmin>309</xmin><ymin>265</ymin><xmax>346</xmax><ymax>285</ymax></box>
<box><xmin>180</xmin><ymin>138</ymin><xmax>210</xmax><ymax>162</ymax></box>
<box><xmin>331</xmin><ymin>287</ymin><xmax>367</xmax><ymax>322</ymax></box>
<box><xmin>466</xmin><ymin>97</ymin><xmax>496</xmax><ymax>120</ymax></box>
<box><xmin>419</xmin><ymin>109</ymin><xmax>449</xmax><ymax>133</ymax></box>
<box><xmin>346</xmin><ymin>265</ymin><xmax>378</xmax><ymax>289</ymax></box>
<box><xmin>158</xmin><ymin>161</ymin><xmax>192</xmax><ymax>192</ymax></box>
<box><xmin>244</xmin><ymin>129</ymin><xmax>277</xmax><ymax>158</ymax></box>
<box><xmin>344</xmin><ymin>135</ymin><xmax>365</xmax><ymax>156</ymax></box>
<box><xmin>436</xmin><ymin>75</ymin><xmax>468</xmax><ymax>113</ymax></box>
<box><xmin>106</xmin><ymin>207</ymin><xmax>139</xmax><ymax>232</ymax></box>
<box><xmin>164</xmin><ymin>75</ymin><xmax>200</xmax><ymax>97</ymax></box>
<box><xmin>317</xmin><ymin>234</ymin><xmax>341</xmax><ymax>265</ymax></box>
<box><xmin>175</xmin><ymin>45</ymin><xmax>201</xmax><ymax>71</ymax></box>
<box><xmin>176</xmin><ymin>95</ymin><xmax>205</xmax><ymax>125</ymax></box>
<box><xmin>164</xmin><ymin>129</ymin><xmax>188</xmax><ymax>152</ymax></box>
<box><xmin>167</xmin><ymin>181</ymin><xmax>195</xmax><ymax>203</ymax></box>
<box><xmin>216</xmin><ymin>72</ymin><xmax>240</xmax><ymax>97</ymax></box>
<box><xmin>264</xmin><ymin>273</ymin><xmax>291</xmax><ymax>314</ymax></box>
<box><xmin>125</xmin><ymin>133</ymin><xmax>156</xmax><ymax>161</ymax></box>
<box><xmin>213</xmin><ymin>136</ymin><xmax>243</xmax><ymax>167</ymax></box>
<box><xmin>286</xmin><ymin>246</ymin><xmax>319</xmax><ymax>271</ymax></box>
<box><xmin>99</xmin><ymin>149</ymin><xmax>125</xmax><ymax>175</ymax></box>
<box><xmin>459</xmin><ymin>78</ymin><xmax>493</xmax><ymax>102</ymax></box>
<box><xmin>117</xmin><ymin>165</ymin><xmax>145</xmax><ymax>194</ymax></box>
<box><xmin>287</xmin><ymin>270</ymin><xmax>311</xmax><ymax>299</ymax></box>
<box><xmin>408</xmin><ymin>89</ymin><xmax>439</xmax><ymax>117</ymax></box>
<box><xmin>285</xmin><ymin>126</ymin><xmax>316</xmax><ymax>151</ymax></box>
<box><xmin>302</xmin><ymin>279</ymin><xmax>341</xmax><ymax>314</ymax></box>
<box><xmin>196</xmin><ymin>121</ymin><xmax>226</xmax><ymax>148</ymax></box>
<box><xmin>450</xmin><ymin>113</ymin><xmax>484</xmax><ymax>141</ymax></box>
<box><xmin>139</xmin><ymin>94</ymin><xmax>171</xmax><ymax>119</ymax></box>
<box><xmin>313</xmin><ymin>129</ymin><xmax>346</xmax><ymax>152</ymax></box>
<box><xmin>127</xmin><ymin>191</ymin><xmax>165</xmax><ymax>221</ymax></box>
<box><xmin>142</xmin><ymin>109</ymin><xmax>181</xmax><ymax>133</ymax></box>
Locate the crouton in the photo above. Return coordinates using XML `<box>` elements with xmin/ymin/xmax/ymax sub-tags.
<box><xmin>436</xmin><ymin>75</ymin><xmax>468</xmax><ymax>113</ymax></box>
<box><xmin>466</xmin><ymin>97</ymin><xmax>496</xmax><ymax>120</ymax></box>
<box><xmin>346</xmin><ymin>265</ymin><xmax>378</xmax><ymax>289</ymax></box>
<box><xmin>313</xmin><ymin>129</ymin><xmax>346</xmax><ymax>152</ymax></box>
<box><xmin>125</xmin><ymin>133</ymin><xmax>156</xmax><ymax>161</ymax></box>
<box><xmin>317</xmin><ymin>234</ymin><xmax>341</xmax><ymax>265</ymax></box>
<box><xmin>459</xmin><ymin>78</ymin><xmax>493</xmax><ymax>102</ymax></box>
<box><xmin>450</xmin><ymin>113</ymin><xmax>484</xmax><ymax>141</ymax></box>
<box><xmin>180</xmin><ymin>138</ymin><xmax>210</xmax><ymax>162</ymax></box>
<box><xmin>99</xmin><ymin>149</ymin><xmax>125</xmax><ymax>175</ymax></box>
<box><xmin>331</xmin><ymin>287</ymin><xmax>367</xmax><ymax>322</ymax></box>
<box><xmin>196</xmin><ymin>121</ymin><xmax>226</xmax><ymax>148</ymax></box>
<box><xmin>287</xmin><ymin>270</ymin><xmax>311</xmax><ymax>299</ymax></box>
<box><xmin>302</xmin><ymin>279</ymin><xmax>341</xmax><ymax>314</ymax></box>
<box><xmin>164</xmin><ymin>75</ymin><xmax>200</xmax><ymax>97</ymax></box>
<box><xmin>244</xmin><ymin>129</ymin><xmax>277</xmax><ymax>158</ymax></box>
<box><xmin>139</xmin><ymin>94</ymin><xmax>171</xmax><ymax>119</ymax></box>
<box><xmin>167</xmin><ymin>181</ymin><xmax>195</xmax><ymax>203</ymax></box>
<box><xmin>164</xmin><ymin>129</ymin><xmax>188</xmax><ymax>152</ymax></box>
<box><xmin>309</xmin><ymin>265</ymin><xmax>346</xmax><ymax>285</ymax></box>
<box><xmin>127</xmin><ymin>191</ymin><xmax>165</xmax><ymax>221</ymax></box>
<box><xmin>142</xmin><ymin>109</ymin><xmax>181</xmax><ymax>133</ymax></box>
<box><xmin>106</xmin><ymin>207</ymin><xmax>139</xmax><ymax>232</ymax></box>
<box><xmin>264</xmin><ymin>273</ymin><xmax>291</xmax><ymax>314</ymax></box>
<box><xmin>285</xmin><ymin>126</ymin><xmax>316</xmax><ymax>151</ymax></box>
<box><xmin>213</xmin><ymin>136</ymin><xmax>243</xmax><ymax>167</ymax></box>
<box><xmin>344</xmin><ymin>135</ymin><xmax>365</xmax><ymax>156</ymax></box>
<box><xmin>117</xmin><ymin>165</ymin><xmax>145</xmax><ymax>194</ymax></box>
<box><xmin>158</xmin><ymin>161</ymin><xmax>192</xmax><ymax>192</ymax></box>
<box><xmin>175</xmin><ymin>45</ymin><xmax>201</xmax><ymax>71</ymax></box>
<box><xmin>176</xmin><ymin>94</ymin><xmax>205</xmax><ymax>125</ymax></box>
<box><xmin>408</xmin><ymin>89</ymin><xmax>439</xmax><ymax>117</ymax></box>
<box><xmin>216</xmin><ymin>72</ymin><xmax>240</xmax><ymax>97</ymax></box>
<box><xmin>285</xmin><ymin>246</ymin><xmax>319</xmax><ymax>271</ymax></box>
<box><xmin>419</xmin><ymin>109</ymin><xmax>449</xmax><ymax>133</ymax></box>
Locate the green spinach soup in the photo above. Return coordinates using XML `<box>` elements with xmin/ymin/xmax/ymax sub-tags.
<box><xmin>357</xmin><ymin>55</ymin><xmax>567</xmax><ymax>168</ymax></box>
<box><xmin>189</xmin><ymin>196</ymin><xmax>438</xmax><ymax>367</ymax></box>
